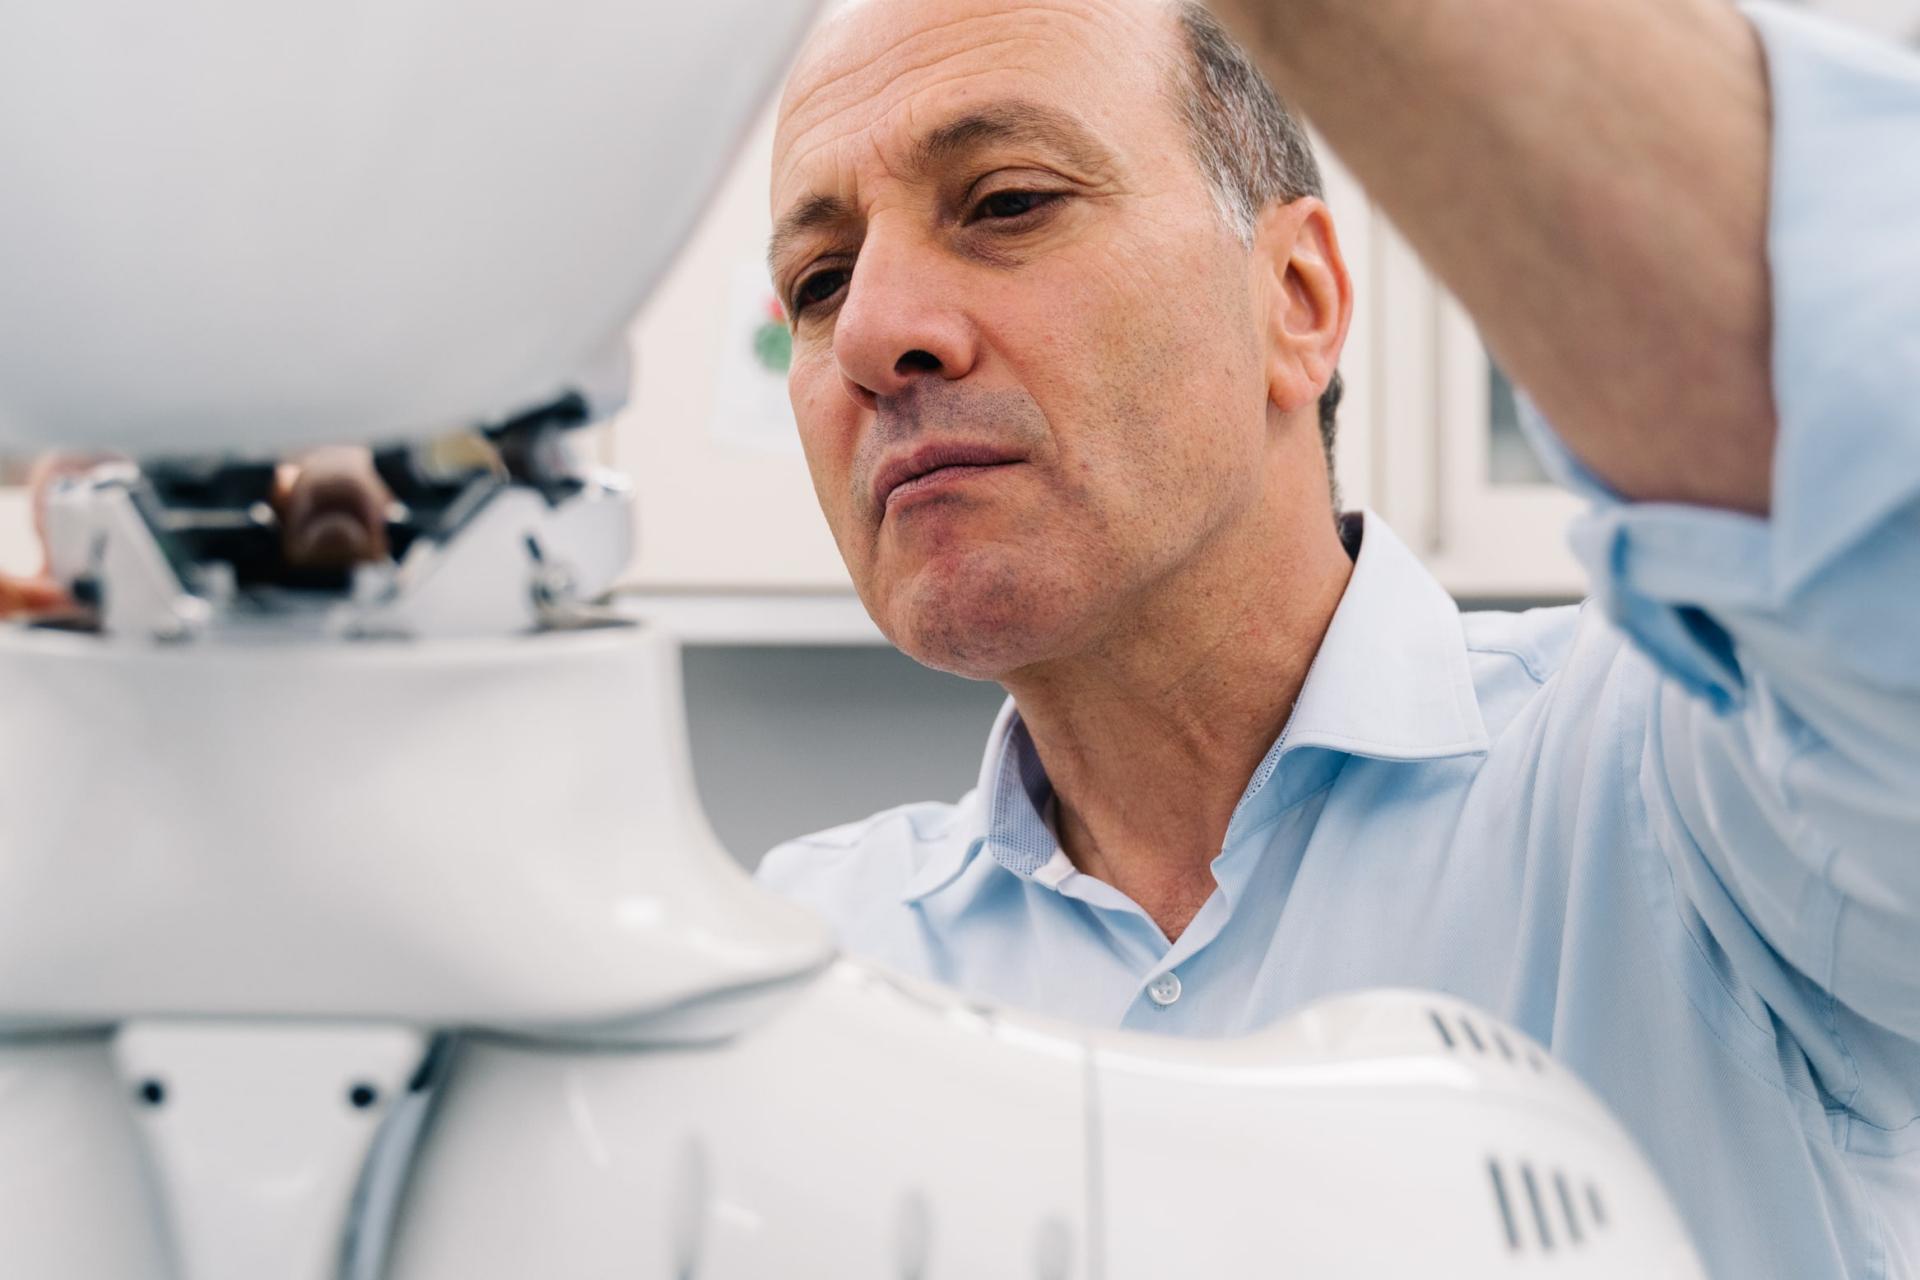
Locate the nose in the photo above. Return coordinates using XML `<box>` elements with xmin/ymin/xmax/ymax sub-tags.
<box><xmin>832</xmin><ymin>228</ymin><xmax>977</xmax><ymax>411</ymax></box>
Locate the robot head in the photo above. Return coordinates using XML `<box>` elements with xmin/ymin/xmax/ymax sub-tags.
<box><xmin>0</xmin><ymin>0</ymin><xmax>818</xmax><ymax>460</ymax></box>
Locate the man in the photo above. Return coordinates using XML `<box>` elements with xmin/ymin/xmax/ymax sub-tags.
<box><xmin>3</xmin><ymin>0</ymin><xmax>1915</xmax><ymax>1274</ymax></box>
<box><xmin>754</xmin><ymin>1</ymin><xmax>1920</xmax><ymax>1277</ymax></box>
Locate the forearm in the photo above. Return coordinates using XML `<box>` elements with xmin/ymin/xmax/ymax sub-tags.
<box><xmin>1211</xmin><ymin>0</ymin><xmax>1777</xmax><ymax>514</ymax></box>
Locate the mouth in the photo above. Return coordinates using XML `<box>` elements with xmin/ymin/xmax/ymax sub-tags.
<box><xmin>872</xmin><ymin>442</ymin><xmax>1025</xmax><ymax>515</ymax></box>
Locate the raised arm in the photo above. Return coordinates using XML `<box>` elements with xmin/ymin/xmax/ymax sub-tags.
<box><xmin>1208</xmin><ymin>0</ymin><xmax>1777</xmax><ymax>514</ymax></box>
<box><xmin>1213</xmin><ymin>0</ymin><xmax>1920</xmax><ymax>1113</ymax></box>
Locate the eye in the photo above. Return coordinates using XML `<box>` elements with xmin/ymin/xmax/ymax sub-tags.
<box><xmin>790</xmin><ymin>267</ymin><xmax>850</xmax><ymax>318</ymax></box>
<box><xmin>972</xmin><ymin>189</ymin><xmax>1064</xmax><ymax>222</ymax></box>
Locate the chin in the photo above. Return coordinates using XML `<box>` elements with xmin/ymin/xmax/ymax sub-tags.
<box><xmin>877</xmin><ymin>547</ymin><xmax>1089</xmax><ymax>681</ymax></box>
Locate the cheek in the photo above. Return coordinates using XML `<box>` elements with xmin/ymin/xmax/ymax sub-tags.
<box><xmin>789</xmin><ymin>358</ymin><xmax>859</xmax><ymax>525</ymax></box>
<box><xmin>1065</xmin><ymin>249</ymin><xmax>1261</xmax><ymax>460</ymax></box>
<box><xmin>1019</xmin><ymin>290</ymin><xmax>1216</xmax><ymax>497</ymax></box>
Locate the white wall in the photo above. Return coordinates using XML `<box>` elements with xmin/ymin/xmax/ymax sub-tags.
<box><xmin>682</xmin><ymin>644</ymin><xmax>1007</xmax><ymax>870</ymax></box>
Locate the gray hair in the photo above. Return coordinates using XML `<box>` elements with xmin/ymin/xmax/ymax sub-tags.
<box><xmin>1169</xmin><ymin>1</ymin><xmax>1345</xmax><ymax>504</ymax></box>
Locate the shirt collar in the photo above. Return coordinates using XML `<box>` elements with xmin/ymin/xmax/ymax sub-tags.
<box><xmin>901</xmin><ymin>511</ymin><xmax>1489</xmax><ymax>905</ymax></box>
<box><xmin>1219</xmin><ymin>511</ymin><xmax>1490</xmax><ymax>840</ymax></box>
<box><xmin>899</xmin><ymin>697</ymin><xmax>1037</xmax><ymax>903</ymax></box>
<box><xmin>1273</xmin><ymin>511</ymin><xmax>1490</xmax><ymax>761</ymax></box>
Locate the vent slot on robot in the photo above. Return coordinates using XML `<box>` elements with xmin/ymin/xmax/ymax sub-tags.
<box><xmin>1487</xmin><ymin>1156</ymin><xmax>1612</xmax><ymax>1255</ymax></box>
<box><xmin>1429</xmin><ymin>1006</ymin><xmax>1549</xmax><ymax>1073</ymax></box>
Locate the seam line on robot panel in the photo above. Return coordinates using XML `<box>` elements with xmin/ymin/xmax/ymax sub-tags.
<box><xmin>1081</xmin><ymin>1049</ymin><xmax>1107</xmax><ymax>1280</ymax></box>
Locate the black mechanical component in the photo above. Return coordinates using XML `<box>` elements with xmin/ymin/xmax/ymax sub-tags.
<box><xmin>486</xmin><ymin>390</ymin><xmax>591</xmax><ymax>504</ymax></box>
<box><xmin>372</xmin><ymin>389</ymin><xmax>595</xmax><ymax>561</ymax></box>
<box><xmin>87</xmin><ymin>387</ymin><xmax>600</xmax><ymax>604</ymax></box>
<box><xmin>138</xmin><ymin>458</ymin><xmax>344</xmax><ymax>591</ymax></box>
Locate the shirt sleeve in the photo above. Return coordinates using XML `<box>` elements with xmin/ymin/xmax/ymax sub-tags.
<box><xmin>1520</xmin><ymin>2</ymin><xmax>1920</xmax><ymax>1121</ymax></box>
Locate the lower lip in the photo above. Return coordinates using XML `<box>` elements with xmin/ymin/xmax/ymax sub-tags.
<box><xmin>884</xmin><ymin>462</ymin><xmax>1017</xmax><ymax>513</ymax></box>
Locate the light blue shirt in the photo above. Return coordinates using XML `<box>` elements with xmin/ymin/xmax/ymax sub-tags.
<box><xmin>757</xmin><ymin>7</ymin><xmax>1920</xmax><ymax>1278</ymax></box>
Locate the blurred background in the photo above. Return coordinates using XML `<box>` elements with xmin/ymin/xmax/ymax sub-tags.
<box><xmin>2</xmin><ymin>0</ymin><xmax>1913</xmax><ymax>870</ymax></box>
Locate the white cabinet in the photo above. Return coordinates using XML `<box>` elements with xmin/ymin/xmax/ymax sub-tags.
<box><xmin>1430</xmin><ymin>295</ymin><xmax>1587</xmax><ymax>600</ymax></box>
<box><xmin>1362</xmin><ymin>218</ymin><xmax>1587</xmax><ymax>601</ymax></box>
<box><xmin>607</xmin><ymin>102</ymin><xmax>849</xmax><ymax>596</ymax></box>
<box><xmin>1316</xmin><ymin>139</ymin><xmax>1379</xmax><ymax>521</ymax></box>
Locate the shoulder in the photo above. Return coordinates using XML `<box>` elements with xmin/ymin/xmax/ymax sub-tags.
<box><xmin>1460</xmin><ymin>601</ymin><xmax>1586</xmax><ymax>684</ymax></box>
<box><xmin>755</xmin><ymin>794</ymin><xmax>978</xmax><ymax>928</ymax></box>
<box><xmin>1460</xmin><ymin>601</ymin><xmax>1660</xmax><ymax>738</ymax></box>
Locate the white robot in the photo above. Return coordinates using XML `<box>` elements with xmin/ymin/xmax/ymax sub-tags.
<box><xmin>0</xmin><ymin>3</ymin><xmax>1707</xmax><ymax>1276</ymax></box>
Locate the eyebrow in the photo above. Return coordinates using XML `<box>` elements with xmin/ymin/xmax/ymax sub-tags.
<box><xmin>767</xmin><ymin>100</ymin><xmax>1116</xmax><ymax>275</ymax></box>
<box><xmin>908</xmin><ymin>100</ymin><xmax>1116</xmax><ymax>183</ymax></box>
<box><xmin>767</xmin><ymin>192</ymin><xmax>855</xmax><ymax>276</ymax></box>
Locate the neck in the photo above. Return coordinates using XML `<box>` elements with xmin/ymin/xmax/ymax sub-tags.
<box><xmin>1002</xmin><ymin>493</ymin><xmax>1354</xmax><ymax>944</ymax></box>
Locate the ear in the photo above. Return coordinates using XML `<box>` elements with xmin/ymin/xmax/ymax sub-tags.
<box><xmin>1252</xmin><ymin>197</ymin><xmax>1352</xmax><ymax>420</ymax></box>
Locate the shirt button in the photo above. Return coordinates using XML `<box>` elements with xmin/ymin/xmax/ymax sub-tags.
<box><xmin>1147</xmin><ymin>972</ymin><xmax>1183</xmax><ymax>1008</ymax></box>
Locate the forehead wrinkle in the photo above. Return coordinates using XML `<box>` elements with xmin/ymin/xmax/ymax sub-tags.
<box><xmin>775</xmin><ymin>30</ymin><xmax>1045</xmax><ymax>189</ymax></box>
<box><xmin>770</xmin><ymin>0</ymin><xmax>1181</xmax><ymax>274</ymax></box>
<box><xmin>772</xmin><ymin>65</ymin><xmax>1133</xmax><ymax>255</ymax></box>
<box><xmin>904</xmin><ymin>100</ymin><xmax>1116</xmax><ymax>184</ymax></box>
<box><xmin>769</xmin><ymin>65</ymin><xmax>1049</xmax><ymax>261</ymax></box>
<box><xmin>780</xmin><ymin>8</ymin><xmax>1068</xmax><ymax>134</ymax></box>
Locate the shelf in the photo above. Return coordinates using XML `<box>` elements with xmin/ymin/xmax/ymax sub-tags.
<box><xmin>611</xmin><ymin>589</ymin><xmax>886</xmax><ymax>646</ymax></box>
<box><xmin>611</xmin><ymin>580</ymin><xmax>1579</xmax><ymax>651</ymax></box>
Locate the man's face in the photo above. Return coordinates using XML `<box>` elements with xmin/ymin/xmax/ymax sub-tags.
<box><xmin>770</xmin><ymin>0</ymin><xmax>1281</xmax><ymax>679</ymax></box>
